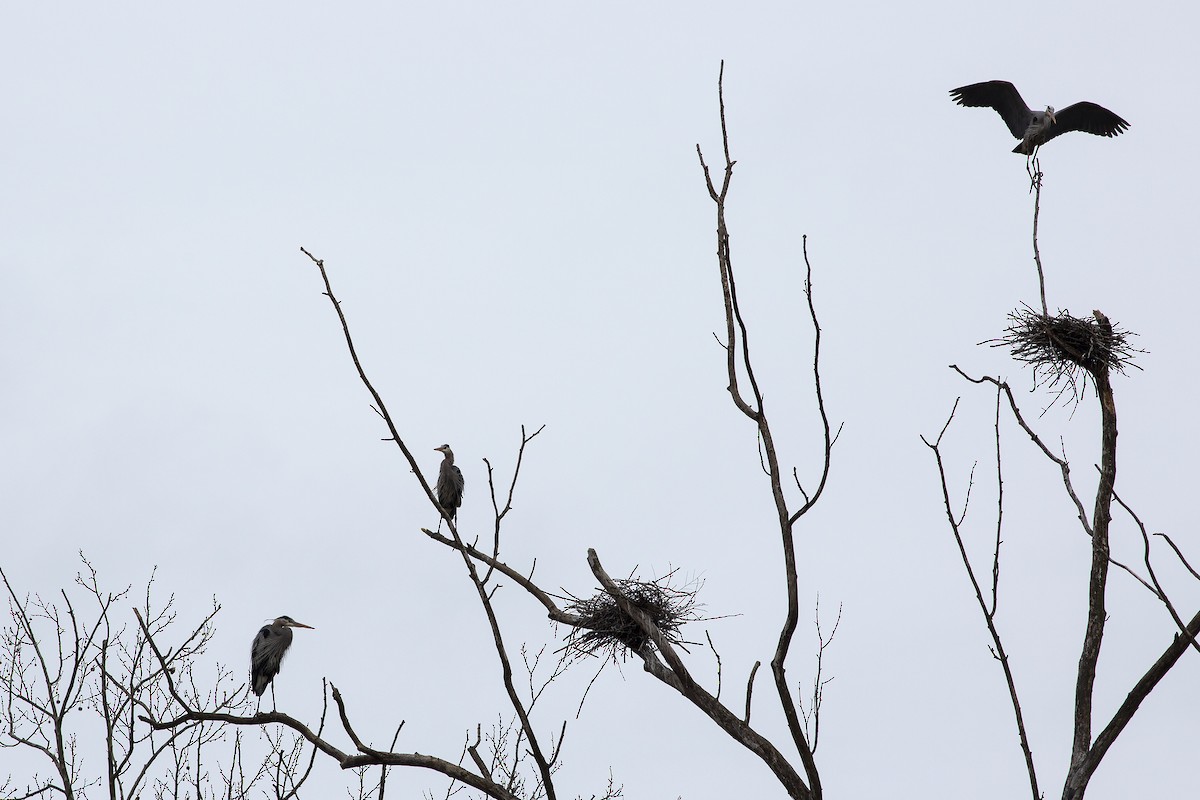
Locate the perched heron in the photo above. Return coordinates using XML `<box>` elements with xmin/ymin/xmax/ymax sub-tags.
<box><xmin>950</xmin><ymin>80</ymin><xmax>1129</xmax><ymax>154</ymax></box>
<box><xmin>250</xmin><ymin>616</ymin><xmax>314</xmax><ymax>698</ymax></box>
<box><xmin>434</xmin><ymin>444</ymin><xmax>464</xmax><ymax>523</ymax></box>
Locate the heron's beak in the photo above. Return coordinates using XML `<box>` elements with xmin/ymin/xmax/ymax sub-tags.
<box><xmin>290</xmin><ymin>621</ymin><xmax>316</xmax><ymax>630</ymax></box>
<box><xmin>1047</xmin><ymin>109</ymin><xmax>1057</xmax><ymax>125</ymax></box>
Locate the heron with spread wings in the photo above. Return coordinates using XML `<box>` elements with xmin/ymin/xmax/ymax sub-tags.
<box><xmin>950</xmin><ymin>80</ymin><xmax>1129</xmax><ymax>155</ymax></box>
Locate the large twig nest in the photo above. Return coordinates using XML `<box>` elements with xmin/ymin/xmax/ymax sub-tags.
<box><xmin>563</xmin><ymin>574</ymin><xmax>700</xmax><ymax>662</ymax></box>
<box><xmin>991</xmin><ymin>307</ymin><xmax>1141</xmax><ymax>401</ymax></box>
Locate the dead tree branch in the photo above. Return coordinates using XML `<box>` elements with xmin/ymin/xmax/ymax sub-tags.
<box><xmin>922</xmin><ymin>402</ymin><xmax>1040</xmax><ymax>800</ymax></box>
<box><xmin>300</xmin><ymin>248</ymin><xmax>561</xmax><ymax>800</ymax></box>
<box><xmin>695</xmin><ymin>60</ymin><xmax>838</xmax><ymax>800</ymax></box>
<box><xmin>587</xmin><ymin>549</ymin><xmax>812</xmax><ymax>800</ymax></box>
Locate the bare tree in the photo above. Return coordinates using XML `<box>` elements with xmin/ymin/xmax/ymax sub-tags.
<box><xmin>0</xmin><ymin>557</ymin><xmax>318</xmax><ymax>800</ymax></box>
<box><xmin>131</xmin><ymin>64</ymin><xmax>844</xmax><ymax>800</ymax></box>
<box><xmin>925</xmin><ymin>158</ymin><xmax>1200</xmax><ymax>800</ymax></box>
<box><xmin>12</xmin><ymin>67</ymin><xmax>1191</xmax><ymax>800</ymax></box>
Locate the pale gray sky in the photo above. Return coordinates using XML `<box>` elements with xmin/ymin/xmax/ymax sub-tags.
<box><xmin>4</xmin><ymin>2</ymin><xmax>1198</xmax><ymax>798</ymax></box>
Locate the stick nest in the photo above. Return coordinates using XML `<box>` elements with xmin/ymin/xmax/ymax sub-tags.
<box><xmin>991</xmin><ymin>307</ymin><xmax>1141</xmax><ymax>400</ymax></box>
<box><xmin>563</xmin><ymin>574</ymin><xmax>700</xmax><ymax>661</ymax></box>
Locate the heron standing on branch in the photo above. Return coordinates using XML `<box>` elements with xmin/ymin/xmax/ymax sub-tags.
<box><xmin>250</xmin><ymin>616</ymin><xmax>314</xmax><ymax>702</ymax></box>
<box><xmin>950</xmin><ymin>80</ymin><xmax>1129</xmax><ymax>155</ymax></box>
<box><xmin>435</xmin><ymin>444</ymin><xmax>464</xmax><ymax>527</ymax></box>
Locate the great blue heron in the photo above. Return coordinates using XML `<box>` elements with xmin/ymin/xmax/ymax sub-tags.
<box><xmin>250</xmin><ymin>616</ymin><xmax>314</xmax><ymax>698</ymax></box>
<box><xmin>434</xmin><ymin>444</ymin><xmax>464</xmax><ymax>523</ymax></box>
<box><xmin>950</xmin><ymin>80</ymin><xmax>1130</xmax><ymax>154</ymax></box>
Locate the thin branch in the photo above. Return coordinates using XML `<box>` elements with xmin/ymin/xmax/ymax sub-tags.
<box><xmin>420</xmin><ymin>530</ymin><xmax>583</xmax><ymax>626</ymax></box>
<box><xmin>1156</xmin><ymin>533</ymin><xmax>1200</xmax><ymax>582</ymax></box>
<box><xmin>922</xmin><ymin>404</ymin><xmax>1039</xmax><ymax>800</ymax></box>
<box><xmin>1028</xmin><ymin>158</ymin><xmax>1049</xmax><ymax>317</ymax></box>
<box><xmin>298</xmin><ymin>247</ymin><xmax>445</xmax><ymax>521</ymax></box>
<box><xmin>1110</xmin><ymin>487</ymin><xmax>1197</xmax><ymax>653</ymax></box>
<box><xmin>743</xmin><ymin>661</ymin><xmax>761</xmax><ymax>725</ymax></box>
<box><xmin>950</xmin><ymin>367</ymin><xmax>1157</xmax><ymax>595</ymax></box>
<box><xmin>695</xmin><ymin>63</ymin><xmax>831</xmax><ymax>797</ymax></box>
<box><xmin>705</xmin><ymin>631</ymin><xmax>723</xmax><ymax>702</ymax></box>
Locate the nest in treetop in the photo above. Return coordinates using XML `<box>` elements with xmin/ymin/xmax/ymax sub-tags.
<box><xmin>563</xmin><ymin>574</ymin><xmax>700</xmax><ymax>662</ymax></box>
<box><xmin>991</xmin><ymin>307</ymin><xmax>1141</xmax><ymax>400</ymax></box>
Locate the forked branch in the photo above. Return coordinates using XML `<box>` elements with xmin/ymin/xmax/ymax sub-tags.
<box><xmin>299</xmin><ymin>248</ymin><xmax>559</xmax><ymax>800</ymax></box>
<box><xmin>695</xmin><ymin>62</ymin><xmax>835</xmax><ymax>798</ymax></box>
<box><xmin>587</xmin><ymin>549</ymin><xmax>812</xmax><ymax>800</ymax></box>
<box><xmin>922</xmin><ymin>401</ymin><xmax>1039</xmax><ymax>800</ymax></box>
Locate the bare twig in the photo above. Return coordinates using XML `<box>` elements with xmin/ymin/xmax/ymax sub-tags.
<box><xmin>705</xmin><ymin>632</ymin><xmax>723</xmax><ymax>702</ymax></box>
<box><xmin>799</xmin><ymin>598</ymin><xmax>841</xmax><ymax>754</ymax></box>
<box><xmin>922</xmin><ymin>405</ymin><xmax>1040</xmax><ymax>800</ymax></box>
<box><xmin>1109</xmin><ymin>489</ymin><xmax>1199</xmax><ymax>653</ymax></box>
<box><xmin>743</xmin><ymin>661</ymin><xmax>761</xmax><ymax>725</ymax></box>
<box><xmin>1029</xmin><ymin>158</ymin><xmax>1048</xmax><ymax>317</ymax></box>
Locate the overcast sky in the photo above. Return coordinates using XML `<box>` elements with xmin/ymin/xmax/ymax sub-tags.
<box><xmin>4</xmin><ymin>2</ymin><xmax>1199</xmax><ymax>798</ymax></box>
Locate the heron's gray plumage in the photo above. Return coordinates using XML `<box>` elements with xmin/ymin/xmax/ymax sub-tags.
<box><xmin>950</xmin><ymin>80</ymin><xmax>1129</xmax><ymax>154</ymax></box>
<box><xmin>250</xmin><ymin>616</ymin><xmax>313</xmax><ymax>697</ymax></box>
<box><xmin>434</xmin><ymin>444</ymin><xmax>464</xmax><ymax>522</ymax></box>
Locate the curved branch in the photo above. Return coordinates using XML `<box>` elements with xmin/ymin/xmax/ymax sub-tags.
<box><xmin>695</xmin><ymin>64</ymin><xmax>830</xmax><ymax>797</ymax></box>
<box><xmin>950</xmin><ymin>367</ymin><xmax>1157</xmax><ymax>596</ymax></box>
<box><xmin>588</xmin><ymin>549</ymin><xmax>812</xmax><ymax>800</ymax></box>
<box><xmin>922</xmin><ymin>402</ymin><xmax>1039</xmax><ymax>800</ymax></box>
<box><xmin>1111</xmin><ymin>488</ymin><xmax>1199</xmax><ymax>654</ymax></box>
<box><xmin>421</xmin><ymin>529</ymin><xmax>584</xmax><ymax>626</ymax></box>
<box><xmin>140</xmin><ymin>707</ymin><xmax>521</xmax><ymax>800</ymax></box>
<box><xmin>299</xmin><ymin>247</ymin><xmax>446</xmax><ymax>521</ymax></box>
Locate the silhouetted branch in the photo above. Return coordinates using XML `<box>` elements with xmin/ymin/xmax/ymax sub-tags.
<box><xmin>1111</xmin><ymin>488</ymin><xmax>1200</xmax><ymax>654</ymax></box>
<box><xmin>922</xmin><ymin>403</ymin><xmax>1040</xmax><ymax>800</ymax></box>
<box><xmin>743</xmin><ymin>661</ymin><xmax>761</xmax><ymax>725</ymax></box>
<box><xmin>1028</xmin><ymin>158</ymin><xmax>1048</xmax><ymax>317</ymax></box>
<box><xmin>421</xmin><ymin>529</ymin><xmax>584</xmax><ymax>626</ymax></box>
<box><xmin>1065</xmin><ymin>312</ymin><xmax>1117</xmax><ymax>791</ymax></box>
<box><xmin>798</xmin><ymin>597</ymin><xmax>841</xmax><ymax>754</ymax></box>
<box><xmin>949</xmin><ymin>367</ymin><xmax>1157</xmax><ymax>596</ymax></box>
<box><xmin>1156</xmin><ymin>533</ymin><xmax>1200</xmax><ymax>582</ymax></box>
<box><xmin>301</xmin><ymin>247</ymin><xmax>564</xmax><ymax>800</ymax></box>
<box><xmin>299</xmin><ymin>247</ymin><xmax>445</xmax><ymax>523</ymax></box>
<box><xmin>695</xmin><ymin>62</ymin><xmax>833</xmax><ymax>799</ymax></box>
<box><xmin>1063</xmin><ymin>607</ymin><xmax>1200</xmax><ymax>800</ymax></box>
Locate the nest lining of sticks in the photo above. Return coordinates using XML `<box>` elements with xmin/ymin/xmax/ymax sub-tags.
<box><xmin>991</xmin><ymin>307</ymin><xmax>1141</xmax><ymax>397</ymax></box>
<box><xmin>564</xmin><ymin>575</ymin><xmax>700</xmax><ymax>661</ymax></box>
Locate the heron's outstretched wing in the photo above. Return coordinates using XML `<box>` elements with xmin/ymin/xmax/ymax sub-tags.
<box><xmin>950</xmin><ymin>80</ymin><xmax>1033</xmax><ymax>139</ymax></box>
<box><xmin>1044</xmin><ymin>102</ymin><xmax>1130</xmax><ymax>144</ymax></box>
